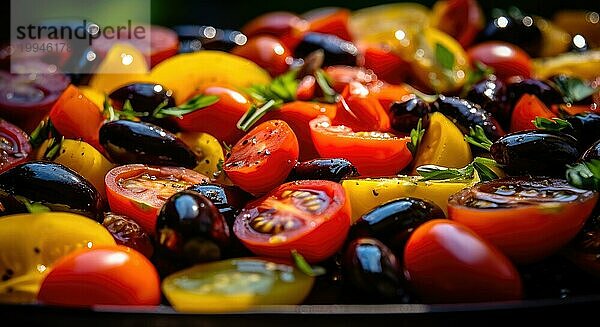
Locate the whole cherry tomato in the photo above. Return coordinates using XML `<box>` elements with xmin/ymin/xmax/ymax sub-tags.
<box><xmin>404</xmin><ymin>219</ymin><xmax>523</xmax><ymax>303</ymax></box>
<box><xmin>467</xmin><ymin>42</ymin><xmax>532</xmax><ymax>81</ymax></box>
<box><xmin>335</xmin><ymin>81</ymin><xmax>390</xmax><ymax>132</ymax></box>
<box><xmin>232</xmin><ymin>36</ymin><xmax>291</xmax><ymax>77</ymax></box>
<box><xmin>324</xmin><ymin>66</ymin><xmax>378</xmax><ymax>93</ymax></box>
<box><xmin>361</xmin><ymin>46</ymin><xmax>410</xmax><ymax>85</ymax></box>
<box><xmin>510</xmin><ymin>94</ymin><xmax>557</xmax><ymax>132</ymax></box>
<box><xmin>302</xmin><ymin>7</ymin><xmax>352</xmax><ymax>41</ymax></box>
<box><xmin>242</xmin><ymin>11</ymin><xmax>302</xmax><ymax>39</ymax></box>
<box><xmin>431</xmin><ymin>0</ymin><xmax>484</xmax><ymax>47</ymax></box>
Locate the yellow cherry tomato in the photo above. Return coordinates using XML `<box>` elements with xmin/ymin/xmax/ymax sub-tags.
<box><xmin>79</xmin><ymin>86</ymin><xmax>106</xmax><ymax>109</ymax></box>
<box><xmin>412</xmin><ymin>112</ymin><xmax>472</xmax><ymax>173</ymax></box>
<box><xmin>341</xmin><ymin>175</ymin><xmax>479</xmax><ymax>222</ymax></box>
<box><xmin>533</xmin><ymin>50</ymin><xmax>600</xmax><ymax>81</ymax></box>
<box><xmin>349</xmin><ymin>3</ymin><xmax>431</xmax><ymax>42</ymax></box>
<box><xmin>162</xmin><ymin>258</ymin><xmax>314</xmax><ymax>312</ymax></box>
<box><xmin>0</xmin><ymin>212</ymin><xmax>115</xmax><ymax>303</ymax></box>
<box><xmin>176</xmin><ymin>132</ymin><xmax>232</xmax><ymax>185</ymax></box>
<box><xmin>89</xmin><ymin>43</ymin><xmax>151</xmax><ymax>95</ymax></box>
<box><xmin>535</xmin><ymin>16</ymin><xmax>571</xmax><ymax>57</ymax></box>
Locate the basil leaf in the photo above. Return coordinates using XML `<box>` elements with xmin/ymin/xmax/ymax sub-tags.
<box><xmin>566</xmin><ymin>159</ymin><xmax>600</xmax><ymax>191</ymax></box>
<box><xmin>435</xmin><ymin>43</ymin><xmax>455</xmax><ymax>71</ymax></box>
<box><xmin>533</xmin><ymin>117</ymin><xmax>573</xmax><ymax>132</ymax></box>
<box><xmin>291</xmin><ymin>249</ymin><xmax>326</xmax><ymax>277</ymax></box>
<box><xmin>553</xmin><ymin>75</ymin><xmax>599</xmax><ymax>103</ymax></box>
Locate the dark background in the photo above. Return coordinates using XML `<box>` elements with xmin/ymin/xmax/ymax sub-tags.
<box><xmin>1</xmin><ymin>0</ymin><xmax>597</xmax><ymax>40</ymax></box>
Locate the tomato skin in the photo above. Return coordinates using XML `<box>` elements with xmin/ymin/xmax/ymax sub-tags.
<box><xmin>224</xmin><ymin>120</ymin><xmax>299</xmax><ymax>195</ymax></box>
<box><xmin>335</xmin><ymin>81</ymin><xmax>391</xmax><ymax>132</ymax></box>
<box><xmin>467</xmin><ymin>42</ymin><xmax>532</xmax><ymax>81</ymax></box>
<box><xmin>242</xmin><ymin>11</ymin><xmax>301</xmax><ymax>39</ymax></box>
<box><xmin>49</xmin><ymin>85</ymin><xmax>105</xmax><ymax>152</ymax></box>
<box><xmin>105</xmin><ymin>164</ymin><xmax>209</xmax><ymax>235</ymax></box>
<box><xmin>310</xmin><ymin>116</ymin><xmax>412</xmax><ymax>176</ymax></box>
<box><xmin>175</xmin><ymin>84</ymin><xmax>251</xmax><ymax>145</ymax></box>
<box><xmin>431</xmin><ymin>0</ymin><xmax>484</xmax><ymax>48</ymax></box>
<box><xmin>367</xmin><ymin>82</ymin><xmax>415</xmax><ymax>111</ymax></box>
<box><xmin>303</xmin><ymin>7</ymin><xmax>352</xmax><ymax>41</ymax></box>
<box><xmin>324</xmin><ymin>66</ymin><xmax>378</xmax><ymax>93</ymax></box>
<box><xmin>233</xmin><ymin>180</ymin><xmax>351</xmax><ymax>263</ymax></box>
<box><xmin>296</xmin><ymin>75</ymin><xmax>317</xmax><ymax>101</ymax></box>
<box><xmin>232</xmin><ymin>36</ymin><xmax>291</xmax><ymax>77</ymax></box>
<box><xmin>510</xmin><ymin>94</ymin><xmax>556</xmax><ymax>132</ymax></box>
<box><xmin>404</xmin><ymin>219</ymin><xmax>523</xmax><ymax>303</ymax></box>
<box><xmin>361</xmin><ymin>46</ymin><xmax>409</xmax><ymax>85</ymax></box>
<box><xmin>0</xmin><ymin>119</ymin><xmax>31</xmax><ymax>173</ymax></box>
<box><xmin>37</xmin><ymin>245</ymin><xmax>160</xmax><ymax>307</ymax></box>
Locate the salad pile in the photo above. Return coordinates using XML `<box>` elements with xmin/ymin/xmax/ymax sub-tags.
<box><xmin>1</xmin><ymin>0</ymin><xmax>600</xmax><ymax>311</ymax></box>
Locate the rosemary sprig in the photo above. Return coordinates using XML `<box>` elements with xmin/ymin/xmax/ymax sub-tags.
<box><xmin>416</xmin><ymin>157</ymin><xmax>501</xmax><ymax>182</ymax></box>
<box><xmin>464</xmin><ymin>125</ymin><xmax>493</xmax><ymax>151</ymax></box>
<box><xmin>407</xmin><ymin>118</ymin><xmax>426</xmax><ymax>156</ymax></box>
<box><xmin>533</xmin><ymin>117</ymin><xmax>573</xmax><ymax>132</ymax></box>
<box><xmin>153</xmin><ymin>94</ymin><xmax>219</xmax><ymax>119</ymax></box>
<box><xmin>291</xmin><ymin>249</ymin><xmax>326</xmax><ymax>277</ymax></box>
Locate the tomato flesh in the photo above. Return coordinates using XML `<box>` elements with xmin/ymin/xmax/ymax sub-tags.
<box><xmin>0</xmin><ymin>119</ymin><xmax>31</xmax><ymax>173</ymax></box>
<box><xmin>510</xmin><ymin>94</ymin><xmax>556</xmax><ymax>132</ymax></box>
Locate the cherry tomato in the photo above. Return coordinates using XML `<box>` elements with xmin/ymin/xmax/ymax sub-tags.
<box><xmin>324</xmin><ymin>66</ymin><xmax>378</xmax><ymax>93</ymax></box>
<box><xmin>431</xmin><ymin>0</ymin><xmax>484</xmax><ymax>48</ymax></box>
<box><xmin>335</xmin><ymin>81</ymin><xmax>390</xmax><ymax>131</ymax></box>
<box><xmin>302</xmin><ymin>7</ymin><xmax>352</xmax><ymax>41</ymax></box>
<box><xmin>242</xmin><ymin>11</ymin><xmax>302</xmax><ymax>39</ymax></box>
<box><xmin>105</xmin><ymin>164</ymin><xmax>209</xmax><ymax>235</ymax></box>
<box><xmin>510</xmin><ymin>94</ymin><xmax>557</xmax><ymax>132</ymax></box>
<box><xmin>175</xmin><ymin>84</ymin><xmax>251</xmax><ymax>146</ymax></box>
<box><xmin>224</xmin><ymin>120</ymin><xmax>299</xmax><ymax>194</ymax></box>
<box><xmin>404</xmin><ymin>219</ymin><xmax>523</xmax><ymax>303</ymax></box>
<box><xmin>232</xmin><ymin>36</ymin><xmax>291</xmax><ymax>77</ymax></box>
<box><xmin>467</xmin><ymin>42</ymin><xmax>532</xmax><ymax>81</ymax></box>
<box><xmin>48</xmin><ymin>85</ymin><xmax>105</xmax><ymax>152</ymax></box>
<box><xmin>0</xmin><ymin>119</ymin><xmax>30</xmax><ymax>173</ymax></box>
<box><xmin>37</xmin><ymin>245</ymin><xmax>160</xmax><ymax>307</ymax></box>
<box><xmin>367</xmin><ymin>82</ymin><xmax>415</xmax><ymax>111</ymax></box>
<box><xmin>233</xmin><ymin>180</ymin><xmax>351</xmax><ymax>262</ymax></box>
<box><xmin>448</xmin><ymin>177</ymin><xmax>598</xmax><ymax>263</ymax></box>
<box><xmin>310</xmin><ymin>115</ymin><xmax>412</xmax><ymax>176</ymax></box>
<box><xmin>361</xmin><ymin>46</ymin><xmax>410</xmax><ymax>85</ymax></box>
<box><xmin>295</xmin><ymin>75</ymin><xmax>317</xmax><ymax>101</ymax></box>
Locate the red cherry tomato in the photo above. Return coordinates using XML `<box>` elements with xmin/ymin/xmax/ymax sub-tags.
<box><xmin>242</xmin><ymin>11</ymin><xmax>302</xmax><ymax>39</ymax></box>
<box><xmin>448</xmin><ymin>177</ymin><xmax>598</xmax><ymax>263</ymax></box>
<box><xmin>467</xmin><ymin>42</ymin><xmax>532</xmax><ymax>81</ymax></box>
<box><xmin>404</xmin><ymin>219</ymin><xmax>523</xmax><ymax>303</ymax></box>
<box><xmin>233</xmin><ymin>180</ymin><xmax>351</xmax><ymax>263</ymax></box>
<box><xmin>232</xmin><ymin>36</ymin><xmax>291</xmax><ymax>77</ymax></box>
<box><xmin>335</xmin><ymin>81</ymin><xmax>391</xmax><ymax>132</ymax></box>
<box><xmin>324</xmin><ymin>66</ymin><xmax>378</xmax><ymax>93</ymax></box>
<box><xmin>105</xmin><ymin>164</ymin><xmax>209</xmax><ymax>234</ymax></box>
<box><xmin>296</xmin><ymin>75</ymin><xmax>317</xmax><ymax>101</ymax></box>
<box><xmin>302</xmin><ymin>7</ymin><xmax>352</xmax><ymax>41</ymax></box>
<box><xmin>175</xmin><ymin>84</ymin><xmax>251</xmax><ymax>145</ymax></box>
<box><xmin>48</xmin><ymin>85</ymin><xmax>105</xmax><ymax>152</ymax></box>
<box><xmin>361</xmin><ymin>46</ymin><xmax>410</xmax><ymax>85</ymax></box>
<box><xmin>367</xmin><ymin>82</ymin><xmax>415</xmax><ymax>111</ymax></box>
<box><xmin>224</xmin><ymin>120</ymin><xmax>299</xmax><ymax>194</ymax></box>
<box><xmin>310</xmin><ymin>115</ymin><xmax>412</xmax><ymax>176</ymax></box>
<box><xmin>510</xmin><ymin>94</ymin><xmax>556</xmax><ymax>132</ymax></box>
<box><xmin>0</xmin><ymin>119</ymin><xmax>31</xmax><ymax>173</ymax></box>
<box><xmin>432</xmin><ymin>0</ymin><xmax>484</xmax><ymax>47</ymax></box>
<box><xmin>37</xmin><ymin>245</ymin><xmax>160</xmax><ymax>307</ymax></box>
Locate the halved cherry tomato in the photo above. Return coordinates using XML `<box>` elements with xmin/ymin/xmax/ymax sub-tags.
<box><xmin>175</xmin><ymin>84</ymin><xmax>251</xmax><ymax>145</ymax></box>
<box><xmin>231</xmin><ymin>36</ymin><xmax>291</xmax><ymax>77</ymax></box>
<box><xmin>511</xmin><ymin>94</ymin><xmax>557</xmax><ymax>132</ymax></box>
<box><xmin>404</xmin><ymin>219</ymin><xmax>523</xmax><ymax>303</ymax></box>
<box><xmin>224</xmin><ymin>120</ymin><xmax>299</xmax><ymax>194</ymax></box>
<box><xmin>0</xmin><ymin>119</ymin><xmax>30</xmax><ymax>173</ymax></box>
<box><xmin>367</xmin><ymin>82</ymin><xmax>415</xmax><ymax>111</ymax></box>
<box><xmin>448</xmin><ymin>177</ymin><xmax>598</xmax><ymax>263</ymax></box>
<box><xmin>324</xmin><ymin>66</ymin><xmax>378</xmax><ymax>93</ymax></box>
<box><xmin>335</xmin><ymin>81</ymin><xmax>390</xmax><ymax>131</ymax></box>
<box><xmin>37</xmin><ymin>245</ymin><xmax>160</xmax><ymax>307</ymax></box>
<box><xmin>431</xmin><ymin>0</ymin><xmax>484</xmax><ymax>48</ymax></box>
<box><xmin>361</xmin><ymin>46</ymin><xmax>410</xmax><ymax>85</ymax></box>
<box><xmin>310</xmin><ymin>115</ymin><xmax>411</xmax><ymax>176</ymax></box>
<box><xmin>467</xmin><ymin>42</ymin><xmax>532</xmax><ymax>81</ymax></box>
<box><xmin>233</xmin><ymin>180</ymin><xmax>351</xmax><ymax>262</ymax></box>
<box><xmin>105</xmin><ymin>164</ymin><xmax>209</xmax><ymax>234</ymax></box>
<box><xmin>48</xmin><ymin>85</ymin><xmax>105</xmax><ymax>152</ymax></box>
<box><xmin>296</xmin><ymin>75</ymin><xmax>317</xmax><ymax>101</ymax></box>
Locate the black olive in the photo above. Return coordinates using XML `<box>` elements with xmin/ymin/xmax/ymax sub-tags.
<box><xmin>389</xmin><ymin>98</ymin><xmax>432</xmax><ymax>133</ymax></box>
<box><xmin>343</xmin><ymin>238</ymin><xmax>409</xmax><ymax>301</ymax></box>
<box><xmin>581</xmin><ymin>140</ymin><xmax>600</xmax><ymax>162</ymax></box>
<box><xmin>294</xmin><ymin>32</ymin><xmax>358</xmax><ymax>67</ymax></box>
<box><xmin>477</xmin><ymin>8</ymin><xmax>542</xmax><ymax>57</ymax></box>
<box><xmin>174</xmin><ymin>25</ymin><xmax>245</xmax><ymax>53</ymax></box>
<box><xmin>564</xmin><ymin>113</ymin><xmax>600</xmax><ymax>149</ymax></box>
<box><xmin>490</xmin><ymin>130</ymin><xmax>580</xmax><ymax>176</ymax></box>
<box><xmin>99</xmin><ymin>120</ymin><xmax>197</xmax><ymax>168</ymax></box>
<box><xmin>506</xmin><ymin>78</ymin><xmax>564</xmax><ymax>108</ymax></box>
<box><xmin>350</xmin><ymin>198</ymin><xmax>444</xmax><ymax>255</ymax></box>
<box><xmin>465</xmin><ymin>75</ymin><xmax>511</xmax><ymax>129</ymax></box>
<box><xmin>0</xmin><ymin>161</ymin><xmax>103</xmax><ymax>220</ymax></box>
<box><xmin>0</xmin><ymin>192</ymin><xmax>27</xmax><ymax>217</ymax></box>
<box><xmin>433</xmin><ymin>95</ymin><xmax>505</xmax><ymax>140</ymax></box>
<box><xmin>287</xmin><ymin>158</ymin><xmax>359</xmax><ymax>183</ymax></box>
<box><xmin>154</xmin><ymin>190</ymin><xmax>230</xmax><ymax>275</ymax></box>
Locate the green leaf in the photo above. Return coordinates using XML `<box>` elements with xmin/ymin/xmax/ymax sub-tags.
<box><xmin>435</xmin><ymin>43</ymin><xmax>455</xmax><ymax>71</ymax></box>
<box><xmin>236</xmin><ymin>99</ymin><xmax>281</xmax><ymax>132</ymax></box>
<box><xmin>315</xmin><ymin>69</ymin><xmax>338</xmax><ymax>104</ymax></box>
<box><xmin>153</xmin><ymin>94</ymin><xmax>220</xmax><ymax>119</ymax></box>
<box><xmin>15</xmin><ymin>196</ymin><xmax>51</xmax><ymax>214</ymax></box>
<box><xmin>43</xmin><ymin>136</ymin><xmax>64</xmax><ymax>161</ymax></box>
<box><xmin>566</xmin><ymin>159</ymin><xmax>600</xmax><ymax>191</ymax></box>
<box><xmin>29</xmin><ymin>119</ymin><xmax>51</xmax><ymax>148</ymax></box>
<box><xmin>291</xmin><ymin>249</ymin><xmax>326</xmax><ymax>277</ymax></box>
<box><xmin>472</xmin><ymin>157</ymin><xmax>500</xmax><ymax>182</ymax></box>
<box><xmin>247</xmin><ymin>69</ymin><xmax>298</xmax><ymax>105</ymax></box>
<box><xmin>407</xmin><ymin>118</ymin><xmax>426</xmax><ymax>156</ymax></box>
<box><xmin>464</xmin><ymin>126</ymin><xmax>493</xmax><ymax>151</ymax></box>
<box><xmin>416</xmin><ymin>164</ymin><xmax>474</xmax><ymax>181</ymax></box>
<box><xmin>533</xmin><ymin>117</ymin><xmax>573</xmax><ymax>132</ymax></box>
<box><xmin>461</xmin><ymin>61</ymin><xmax>494</xmax><ymax>97</ymax></box>
<box><xmin>553</xmin><ymin>75</ymin><xmax>599</xmax><ymax>103</ymax></box>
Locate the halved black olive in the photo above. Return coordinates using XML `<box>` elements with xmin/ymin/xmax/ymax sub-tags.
<box><xmin>433</xmin><ymin>95</ymin><xmax>505</xmax><ymax>140</ymax></box>
<box><xmin>506</xmin><ymin>78</ymin><xmax>563</xmax><ymax>107</ymax></box>
<box><xmin>99</xmin><ymin>120</ymin><xmax>197</xmax><ymax>168</ymax></box>
<box><xmin>288</xmin><ymin>158</ymin><xmax>359</xmax><ymax>183</ymax></box>
<box><xmin>581</xmin><ymin>140</ymin><xmax>600</xmax><ymax>162</ymax></box>
<box><xmin>389</xmin><ymin>98</ymin><xmax>432</xmax><ymax>133</ymax></box>
<box><xmin>350</xmin><ymin>197</ymin><xmax>444</xmax><ymax>254</ymax></box>
<box><xmin>564</xmin><ymin>113</ymin><xmax>600</xmax><ymax>149</ymax></box>
<box><xmin>0</xmin><ymin>161</ymin><xmax>103</xmax><ymax>220</ymax></box>
<box><xmin>465</xmin><ymin>76</ymin><xmax>510</xmax><ymax>129</ymax></box>
<box><xmin>490</xmin><ymin>130</ymin><xmax>580</xmax><ymax>176</ymax></box>
<box><xmin>294</xmin><ymin>32</ymin><xmax>358</xmax><ymax>67</ymax></box>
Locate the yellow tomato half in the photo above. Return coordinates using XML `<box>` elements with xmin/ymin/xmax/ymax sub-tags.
<box><xmin>89</xmin><ymin>43</ymin><xmax>151</xmax><ymax>95</ymax></box>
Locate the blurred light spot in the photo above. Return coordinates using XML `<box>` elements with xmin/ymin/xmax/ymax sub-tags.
<box><xmin>522</xmin><ymin>16</ymin><xmax>533</xmax><ymax>27</ymax></box>
<box><xmin>203</xmin><ymin>26</ymin><xmax>216</xmax><ymax>39</ymax></box>
<box><xmin>415</xmin><ymin>48</ymin><xmax>425</xmax><ymax>58</ymax></box>
<box><xmin>587</xmin><ymin>11</ymin><xmax>599</xmax><ymax>24</ymax></box>
<box><xmin>496</xmin><ymin>16</ymin><xmax>509</xmax><ymax>28</ymax></box>
<box><xmin>121</xmin><ymin>53</ymin><xmax>134</xmax><ymax>66</ymax></box>
<box><xmin>86</xmin><ymin>50</ymin><xmax>97</xmax><ymax>62</ymax></box>
<box><xmin>36</xmin><ymin>264</ymin><xmax>47</xmax><ymax>273</ymax></box>
<box><xmin>285</xmin><ymin>56</ymin><xmax>295</xmax><ymax>65</ymax></box>
<box><xmin>47</xmin><ymin>65</ymin><xmax>57</xmax><ymax>73</ymax></box>
<box><xmin>492</xmin><ymin>45</ymin><xmax>512</xmax><ymax>57</ymax></box>
<box><xmin>394</xmin><ymin>29</ymin><xmax>406</xmax><ymax>41</ymax></box>
<box><xmin>190</xmin><ymin>39</ymin><xmax>202</xmax><ymax>51</ymax></box>
<box><xmin>153</xmin><ymin>84</ymin><xmax>163</xmax><ymax>93</ymax></box>
<box><xmin>273</xmin><ymin>45</ymin><xmax>285</xmax><ymax>55</ymax></box>
<box><xmin>87</xmin><ymin>23</ymin><xmax>100</xmax><ymax>35</ymax></box>
<box><xmin>87</xmin><ymin>241</ymin><xmax>93</xmax><ymax>248</ymax></box>
<box><xmin>573</xmin><ymin>34</ymin><xmax>586</xmax><ymax>49</ymax></box>
<box><xmin>233</xmin><ymin>33</ymin><xmax>247</xmax><ymax>46</ymax></box>
<box><xmin>456</xmin><ymin>70</ymin><xmax>465</xmax><ymax>79</ymax></box>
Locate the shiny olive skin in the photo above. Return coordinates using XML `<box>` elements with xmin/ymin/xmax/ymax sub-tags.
<box><xmin>288</xmin><ymin>158</ymin><xmax>359</xmax><ymax>183</ymax></box>
<box><xmin>0</xmin><ymin>192</ymin><xmax>27</xmax><ymax>216</ymax></box>
<box><xmin>99</xmin><ymin>120</ymin><xmax>197</xmax><ymax>168</ymax></box>
<box><xmin>477</xmin><ymin>9</ymin><xmax>542</xmax><ymax>57</ymax></box>
<box><xmin>491</xmin><ymin>130</ymin><xmax>580</xmax><ymax>176</ymax></box>
<box><xmin>294</xmin><ymin>32</ymin><xmax>358</xmax><ymax>67</ymax></box>
<box><xmin>564</xmin><ymin>113</ymin><xmax>600</xmax><ymax>149</ymax></box>
<box><xmin>581</xmin><ymin>140</ymin><xmax>600</xmax><ymax>162</ymax></box>
<box><xmin>465</xmin><ymin>76</ymin><xmax>510</xmax><ymax>129</ymax></box>
<box><xmin>103</xmin><ymin>212</ymin><xmax>154</xmax><ymax>258</ymax></box>
<box><xmin>343</xmin><ymin>238</ymin><xmax>409</xmax><ymax>301</ymax></box>
<box><xmin>174</xmin><ymin>25</ymin><xmax>245</xmax><ymax>52</ymax></box>
<box><xmin>350</xmin><ymin>198</ymin><xmax>444</xmax><ymax>254</ymax></box>
<box><xmin>506</xmin><ymin>79</ymin><xmax>563</xmax><ymax>107</ymax></box>
<box><xmin>0</xmin><ymin>161</ymin><xmax>103</xmax><ymax>220</ymax></box>
<box><xmin>433</xmin><ymin>95</ymin><xmax>504</xmax><ymax>140</ymax></box>
<box><xmin>154</xmin><ymin>190</ymin><xmax>230</xmax><ymax>276</ymax></box>
<box><xmin>389</xmin><ymin>98</ymin><xmax>432</xmax><ymax>133</ymax></box>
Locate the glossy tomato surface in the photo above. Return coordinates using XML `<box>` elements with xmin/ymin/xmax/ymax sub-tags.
<box><xmin>37</xmin><ymin>245</ymin><xmax>160</xmax><ymax>307</ymax></box>
<box><xmin>510</xmin><ymin>94</ymin><xmax>556</xmax><ymax>132</ymax></box>
<box><xmin>233</xmin><ymin>180</ymin><xmax>351</xmax><ymax>263</ymax></box>
<box><xmin>335</xmin><ymin>81</ymin><xmax>390</xmax><ymax>132</ymax></box>
<box><xmin>467</xmin><ymin>41</ymin><xmax>532</xmax><ymax>81</ymax></box>
<box><xmin>431</xmin><ymin>0</ymin><xmax>484</xmax><ymax>47</ymax></box>
<box><xmin>232</xmin><ymin>36</ymin><xmax>291</xmax><ymax>77</ymax></box>
<box><xmin>0</xmin><ymin>119</ymin><xmax>30</xmax><ymax>173</ymax></box>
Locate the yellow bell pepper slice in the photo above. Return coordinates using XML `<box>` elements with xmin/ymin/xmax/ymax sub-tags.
<box><xmin>177</xmin><ymin>132</ymin><xmax>232</xmax><ymax>185</ymax></box>
<box><xmin>89</xmin><ymin>43</ymin><xmax>151</xmax><ymax>95</ymax></box>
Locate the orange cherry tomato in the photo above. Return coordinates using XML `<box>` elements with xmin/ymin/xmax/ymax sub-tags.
<box><xmin>231</xmin><ymin>36</ymin><xmax>291</xmax><ymax>77</ymax></box>
<box><xmin>242</xmin><ymin>11</ymin><xmax>302</xmax><ymax>39</ymax></box>
<box><xmin>431</xmin><ymin>0</ymin><xmax>484</xmax><ymax>47</ymax></box>
<box><xmin>335</xmin><ymin>81</ymin><xmax>391</xmax><ymax>132</ymax></box>
<box><xmin>367</xmin><ymin>82</ymin><xmax>415</xmax><ymax>111</ymax></box>
<box><xmin>510</xmin><ymin>94</ymin><xmax>556</xmax><ymax>132</ymax></box>
<box><xmin>295</xmin><ymin>75</ymin><xmax>317</xmax><ymax>101</ymax></box>
<box><xmin>404</xmin><ymin>219</ymin><xmax>523</xmax><ymax>303</ymax></box>
<box><xmin>467</xmin><ymin>42</ymin><xmax>532</xmax><ymax>81</ymax></box>
<box><xmin>361</xmin><ymin>46</ymin><xmax>410</xmax><ymax>85</ymax></box>
<box><xmin>324</xmin><ymin>66</ymin><xmax>378</xmax><ymax>93</ymax></box>
<box><xmin>224</xmin><ymin>120</ymin><xmax>299</xmax><ymax>194</ymax></box>
<box><xmin>310</xmin><ymin>115</ymin><xmax>411</xmax><ymax>176</ymax></box>
<box><xmin>105</xmin><ymin>164</ymin><xmax>209</xmax><ymax>234</ymax></box>
<box><xmin>303</xmin><ymin>7</ymin><xmax>352</xmax><ymax>41</ymax></box>
<box><xmin>37</xmin><ymin>245</ymin><xmax>160</xmax><ymax>307</ymax></box>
